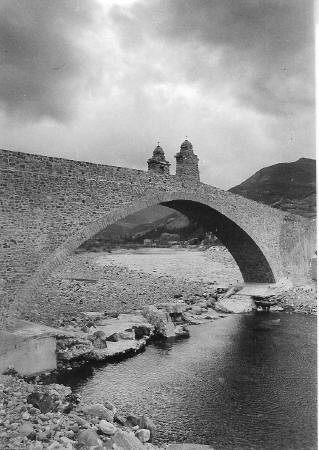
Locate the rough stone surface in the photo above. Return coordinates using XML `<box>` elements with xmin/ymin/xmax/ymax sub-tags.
<box><xmin>77</xmin><ymin>429</ymin><xmax>102</xmax><ymax>447</ymax></box>
<box><xmin>135</xmin><ymin>428</ymin><xmax>151</xmax><ymax>443</ymax></box>
<box><xmin>142</xmin><ymin>306</ymin><xmax>176</xmax><ymax>338</ymax></box>
<box><xmin>214</xmin><ymin>295</ymin><xmax>257</xmax><ymax>313</ymax></box>
<box><xmin>109</xmin><ymin>430</ymin><xmax>145</xmax><ymax>449</ymax></box>
<box><xmin>0</xmin><ymin>149</ymin><xmax>315</xmax><ymax>326</ymax></box>
<box><xmin>82</xmin><ymin>404</ymin><xmax>114</xmax><ymax>421</ymax></box>
<box><xmin>98</xmin><ymin>419</ymin><xmax>116</xmax><ymax>435</ymax></box>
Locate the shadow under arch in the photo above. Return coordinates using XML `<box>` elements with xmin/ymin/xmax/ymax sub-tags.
<box><xmin>17</xmin><ymin>191</ymin><xmax>276</xmax><ymax>307</ymax></box>
<box><xmin>161</xmin><ymin>199</ymin><xmax>275</xmax><ymax>283</ymax></box>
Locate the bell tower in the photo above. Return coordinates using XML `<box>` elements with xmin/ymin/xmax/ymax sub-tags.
<box><xmin>147</xmin><ymin>143</ymin><xmax>170</xmax><ymax>175</ymax></box>
<box><xmin>175</xmin><ymin>139</ymin><xmax>199</xmax><ymax>181</ymax></box>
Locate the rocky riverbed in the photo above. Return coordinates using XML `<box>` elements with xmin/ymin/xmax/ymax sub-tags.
<box><xmin>0</xmin><ymin>373</ymin><xmax>170</xmax><ymax>450</ymax></box>
<box><xmin>1</xmin><ymin>298</ymin><xmax>227</xmax><ymax>450</ymax></box>
<box><xmin>1</xmin><ymin>248</ymin><xmax>316</xmax><ymax>449</ymax></box>
<box><xmin>20</xmin><ymin>248</ymin><xmax>316</xmax><ymax>328</ymax></box>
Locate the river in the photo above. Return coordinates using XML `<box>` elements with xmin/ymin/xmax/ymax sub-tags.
<box><xmin>58</xmin><ymin>249</ymin><xmax>316</xmax><ymax>449</ymax></box>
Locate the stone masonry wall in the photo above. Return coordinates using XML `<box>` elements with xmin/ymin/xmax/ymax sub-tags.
<box><xmin>0</xmin><ymin>149</ymin><xmax>316</xmax><ymax>325</ymax></box>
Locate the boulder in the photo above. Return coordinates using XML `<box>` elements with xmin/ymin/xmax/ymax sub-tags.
<box><xmin>125</xmin><ymin>414</ymin><xmax>140</xmax><ymax>428</ymax></box>
<box><xmin>118</xmin><ymin>330</ymin><xmax>135</xmax><ymax>340</ymax></box>
<box><xmin>137</xmin><ymin>415</ymin><xmax>156</xmax><ymax>441</ymax></box>
<box><xmin>114</xmin><ymin>413</ymin><xmax>126</xmax><ymax>425</ymax></box>
<box><xmin>214</xmin><ymin>295</ymin><xmax>256</xmax><ymax>313</ymax></box>
<box><xmin>77</xmin><ymin>429</ymin><xmax>103</xmax><ymax>448</ymax></box>
<box><xmin>175</xmin><ymin>324</ymin><xmax>190</xmax><ymax>338</ymax></box>
<box><xmin>142</xmin><ymin>306</ymin><xmax>175</xmax><ymax>338</ymax></box>
<box><xmin>106</xmin><ymin>332</ymin><xmax>120</xmax><ymax>342</ymax></box>
<box><xmin>89</xmin><ymin>330</ymin><xmax>108</xmax><ymax>349</ymax></box>
<box><xmin>135</xmin><ymin>428</ymin><xmax>151</xmax><ymax>443</ymax></box>
<box><xmin>133</xmin><ymin>325</ymin><xmax>151</xmax><ymax>339</ymax></box>
<box><xmin>109</xmin><ymin>430</ymin><xmax>145</xmax><ymax>450</ymax></box>
<box><xmin>98</xmin><ymin>419</ymin><xmax>116</xmax><ymax>435</ymax></box>
<box><xmin>104</xmin><ymin>400</ymin><xmax>116</xmax><ymax>414</ymax></box>
<box><xmin>253</xmin><ymin>296</ymin><xmax>278</xmax><ymax>311</ymax></box>
<box><xmin>82</xmin><ymin>403</ymin><xmax>114</xmax><ymax>421</ymax></box>
<box><xmin>26</xmin><ymin>392</ymin><xmax>57</xmax><ymax>413</ymax></box>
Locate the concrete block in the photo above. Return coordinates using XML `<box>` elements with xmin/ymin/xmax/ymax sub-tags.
<box><xmin>0</xmin><ymin>334</ymin><xmax>57</xmax><ymax>376</ymax></box>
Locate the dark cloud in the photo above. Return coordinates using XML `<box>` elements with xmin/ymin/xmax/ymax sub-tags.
<box><xmin>110</xmin><ymin>0</ymin><xmax>314</xmax><ymax>116</ymax></box>
<box><xmin>0</xmin><ymin>0</ymin><xmax>98</xmax><ymax>121</ymax></box>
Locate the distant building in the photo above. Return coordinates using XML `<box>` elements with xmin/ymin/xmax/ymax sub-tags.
<box><xmin>175</xmin><ymin>139</ymin><xmax>200</xmax><ymax>181</ymax></box>
<box><xmin>147</xmin><ymin>139</ymin><xmax>200</xmax><ymax>181</ymax></box>
<box><xmin>147</xmin><ymin>144</ymin><xmax>170</xmax><ymax>175</ymax></box>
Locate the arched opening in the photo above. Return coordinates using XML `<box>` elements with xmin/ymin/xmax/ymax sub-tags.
<box><xmin>160</xmin><ymin>200</ymin><xmax>275</xmax><ymax>283</ymax></box>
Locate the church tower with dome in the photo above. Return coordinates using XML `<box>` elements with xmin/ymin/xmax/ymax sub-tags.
<box><xmin>147</xmin><ymin>143</ymin><xmax>170</xmax><ymax>175</ymax></box>
<box><xmin>175</xmin><ymin>139</ymin><xmax>200</xmax><ymax>181</ymax></box>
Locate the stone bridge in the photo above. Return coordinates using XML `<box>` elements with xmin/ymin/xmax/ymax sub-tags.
<box><xmin>0</xmin><ymin>147</ymin><xmax>316</xmax><ymax>326</ymax></box>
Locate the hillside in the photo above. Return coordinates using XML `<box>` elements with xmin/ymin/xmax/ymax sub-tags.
<box><xmin>79</xmin><ymin>205</ymin><xmax>206</xmax><ymax>250</ymax></box>
<box><xmin>229</xmin><ymin>158</ymin><xmax>316</xmax><ymax>218</ymax></box>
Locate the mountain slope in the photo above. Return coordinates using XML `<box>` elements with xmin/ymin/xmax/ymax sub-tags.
<box><xmin>229</xmin><ymin>158</ymin><xmax>316</xmax><ymax>218</ymax></box>
<box><xmin>79</xmin><ymin>206</ymin><xmax>199</xmax><ymax>249</ymax></box>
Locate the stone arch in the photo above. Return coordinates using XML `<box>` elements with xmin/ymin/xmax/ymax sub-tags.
<box><xmin>18</xmin><ymin>191</ymin><xmax>278</xmax><ymax>310</ymax></box>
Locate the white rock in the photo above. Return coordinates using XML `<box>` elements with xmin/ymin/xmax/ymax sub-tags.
<box><xmin>135</xmin><ymin>428</ymin><xmax>151</xmax><ymax>443</ymax></box>
<box><xmin>98</xmin><ymin>419</ymin><xmax>116</xmax><ymax>435</ymax></box>
<box><xmin>214</xmin><ymin>295</ymin><xmax>256</xmax><ymax>313</ymax></box>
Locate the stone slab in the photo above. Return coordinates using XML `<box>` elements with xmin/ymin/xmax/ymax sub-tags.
<box><xmin>214</xmin><ymin>295</ymin><xmax>256</xmax><ymax>313</ymax></box>
<box><xmin>93</xmin><ymin>313</ymin><xmax>153</xmax><ymax>338</ymax></box>
<box><xmin>0</xmin><ymin>320</ymin><xmax>64</xmax><ymax>376</ymax></box>
<box><xmin>0</xmin><ymin>332</ymin><xmax>57</xmax><ymax>376</ymax></box>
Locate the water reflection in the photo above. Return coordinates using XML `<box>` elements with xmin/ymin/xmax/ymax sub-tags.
<box><xmin>58</xmin><ymin>313</ymin><xmax>316</xmax><ymax>450</ymax></box>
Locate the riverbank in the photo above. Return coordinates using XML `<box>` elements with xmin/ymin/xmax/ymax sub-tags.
<box><xmin>19</xmin><ymin>248</ymin><xmax>316</xmax><ymax>328</ymax></box>
<box><xmin>0</xmin><ymin>373</ymin><xmax>168</xmax><ymax>450</ymax></box>
<box><xmin>1</xmin><ymin>310</ymin><xmax>316</xmax><ymax>449</ymax></box>
<box><xmin>1</xmin><ymin>299</ymin><xmax>227</xmax><ymax>449</ymax></box>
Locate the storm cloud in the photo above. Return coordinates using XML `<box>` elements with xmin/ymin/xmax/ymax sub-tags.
<box><xmin>0</xmin><ymin>0</ymin><xmax>97</xmax><ymax>120</ymax></box>
<box><xmin>110</xmin><ymin>0</ymin><xmax>314</xmax><ymax>116</ymax></box>
<box><xmin>0</xmin><ymin>0</ymin><xmax>315</xmax><ymax>189</ymax></box>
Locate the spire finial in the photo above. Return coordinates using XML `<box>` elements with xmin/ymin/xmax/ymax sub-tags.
<box><xmin>157</xmin><ymin>140</ymin><xmax>160</xmax><ymax>146</ymax></box>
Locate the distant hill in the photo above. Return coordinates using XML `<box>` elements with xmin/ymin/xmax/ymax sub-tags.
<box><xmin>229</xmin><ymin>158</ymin><xmax>316</xmax><ymax>219</ymax></box>
<box><xmin>79</xmin><ymin>205</ymin><xmax>208</xmax><ymax>250</ymax></box>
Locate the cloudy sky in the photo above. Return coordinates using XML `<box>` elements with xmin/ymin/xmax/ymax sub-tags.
<box><xmin>0</xmin><ymin>0</ymin><xmax>315</xmax><ymax>189</ymax></box>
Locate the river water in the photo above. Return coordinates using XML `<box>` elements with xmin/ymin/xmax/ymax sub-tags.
<box><xmin>59</xmin><ymin>249</ymin><xmax>316</xmax><ymax>449</ymax></box>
